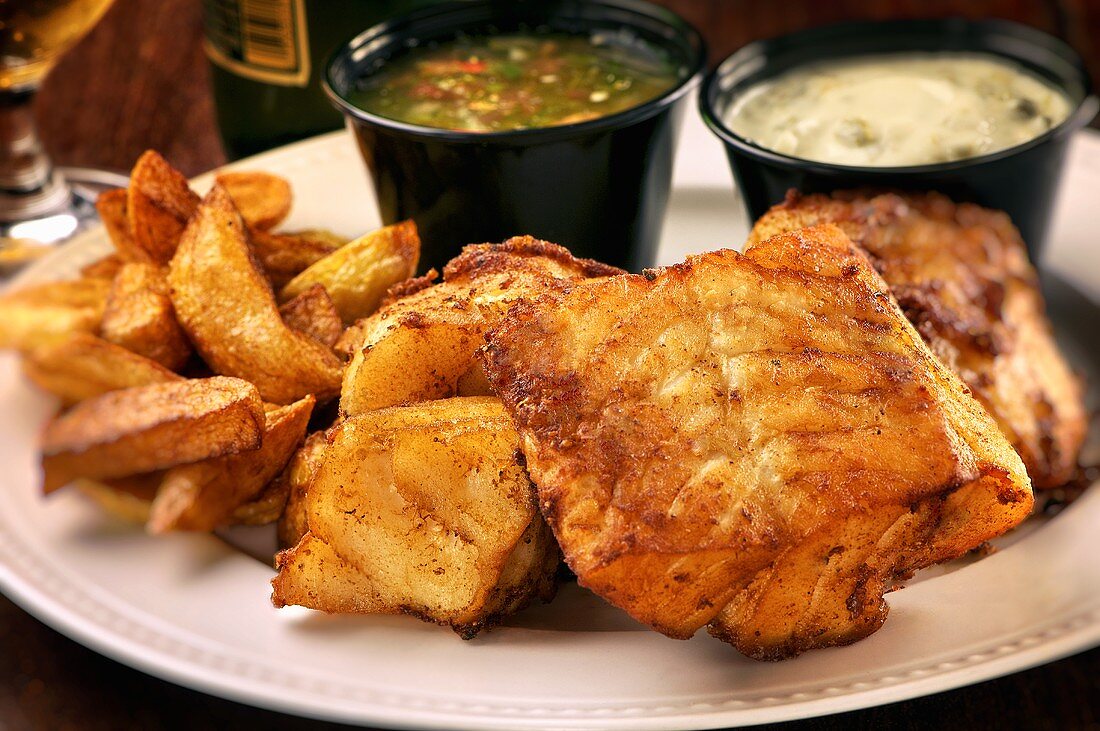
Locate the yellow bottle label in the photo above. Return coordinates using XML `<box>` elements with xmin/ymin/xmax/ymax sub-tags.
<box><xmin>203</xmin><ymin>0</ymin><xmax>310</xmax><ymax>87</ymax></box>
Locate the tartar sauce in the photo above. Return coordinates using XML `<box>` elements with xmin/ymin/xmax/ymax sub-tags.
<box><xmin>724</xmin><ymin>54</ymin><xmax>1072</xmax><ymax>166</ymax></box>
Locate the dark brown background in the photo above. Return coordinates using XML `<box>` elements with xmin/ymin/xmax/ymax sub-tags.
<box><xmin>4</xmin><ymin>0</ymin><xmax>1100</xmax><ymax>729</ymax></box>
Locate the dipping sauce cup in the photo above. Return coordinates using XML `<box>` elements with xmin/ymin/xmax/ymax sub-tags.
<box><xmin>699</xmin><ymin>19</ymin><xmax>1098</xmax><ymax>261</ymax></box>
<box><xmin>327</xmin><ymin>0</ymin><xmax>705</xmax><ymax>272</ymax></box>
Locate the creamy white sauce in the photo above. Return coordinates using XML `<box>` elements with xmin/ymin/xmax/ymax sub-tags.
<box><xmin>724</xmin><ymin>53</ymin><xmax>1073</xmax><ymax>167</ymax></box>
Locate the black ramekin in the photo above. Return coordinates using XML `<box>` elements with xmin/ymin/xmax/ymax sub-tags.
<box><xmin>326</xmin><ymin>0</ymin><xmax>705</xmax><ymax>272</ymax></box>
<box><xmin>699</xmin><ymin>19</ymin><xmax>1099</xmax><ymax>261</ymax></box>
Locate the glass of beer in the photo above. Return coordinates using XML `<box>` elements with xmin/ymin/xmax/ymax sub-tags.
<box><xmin>0</xmin><ymin>0</ymin><xmax>127</xmax><ymax>271</ymax></box>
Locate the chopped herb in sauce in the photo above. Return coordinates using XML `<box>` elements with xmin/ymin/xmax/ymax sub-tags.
<box><xmin>350</xmin><ymin>32</ymin><xmax>680</xmax><ymax>132</ymax></box>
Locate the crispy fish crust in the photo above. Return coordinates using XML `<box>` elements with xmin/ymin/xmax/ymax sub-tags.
<box><xmin>271</xmin><ymin>398</ymin><xmax>560</xmax><ymax>637</ymax></box>
<box><xmin>748</xmin><ymin>191</ymin><xmax>1086</xmax><ymax>489</ymax></box>
<box><xmin>482</xmin><ymin>224</ymin><xmax>1033</xmax><ymax>659</ymax></box>
<box><xmin>339</xmin><ymin>236</ymin><xmax>621</xmax><ymax>415</ymax></box>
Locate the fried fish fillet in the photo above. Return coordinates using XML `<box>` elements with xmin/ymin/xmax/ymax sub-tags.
<box><xmin>748</xmin><ymin>191</ymin><xmax>1086</xmax><ymax>489</ymax></box>
<box><xmin>272</xmin><ymin>398</ymin><xmax>560</xmax><ymax>637</ymax></box>
<box><xmin>340</xmin><ymin>236</ymin><xmax>621</xmax><ymax>415</ymax></box>
<box><xmin>482</xmin><ymin>224</ymin><xmax>1032</xmax><ymax>659</ymax></box>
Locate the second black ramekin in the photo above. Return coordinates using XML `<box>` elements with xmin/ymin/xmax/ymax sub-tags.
<box><xmin>700</xmin><ymin>19</ymin><xmax>1098</xmax><ymax>261</ymax></box>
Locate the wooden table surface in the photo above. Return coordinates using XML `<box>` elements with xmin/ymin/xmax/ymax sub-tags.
<box><xmin>4</xmin><ymin>0</ymin><xmax>1100</xmax><ymax>729</ymax></box>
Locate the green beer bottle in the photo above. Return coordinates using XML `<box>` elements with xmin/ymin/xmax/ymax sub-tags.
<box><xmin>203</xmin><ymin>0</ymin><xmax>441</xmax><ymax>159</ymax></box>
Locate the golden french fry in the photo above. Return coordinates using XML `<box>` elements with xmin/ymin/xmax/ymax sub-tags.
<box><xmin>280</xmin><ymin>221</ymin><xmax>419</xmax><ymax>324</ymax></box>
<box><xmin>23</xmin><ymin>332</ymin><xmax>181</xmax><ymax>404</ymax></box>
<box><xmin>272</xmin><ymin>397</ymin><xmax>559</xmax><ymax>636</ymax></box>
<box><xmin>100</xmin><ymin>262</ymin><xmax>192</xmax><ymax>370</ymax></box>
<box><xmin>216</xmin><ymin>171</ymin><xmax>292</xmax><ymax>231</ymax></box>
<box><xmin>41</xmin><ymin>376</ymin><xmax>264</xmax><ymax>493</ymax></box>
<box><xmin>250</xmin><ymin>228</ymin><xmax>347</xmax><ymax>289</ymax></box>
<box><xmin>276</xmin><ymin>430</ymin><xmax>328</xmax><ymax>549</ymax></box>
<box><xmin>278</xmin><ymin>284</ymin><xmax>344</xmax><ymax>348</ymax></box>
<box><xmin>148</xmin><ymin>396</ymin><xmax>314</xmax><ymax>533</ymax></box>
<box><xmin>0</xmin><ymin>278</ymin><xmax>110</xmax><ymax>352</ymax></box>
<box><xmin>95</xmin><ymin>188</ymin><xmax>151</xmax><ymax>263</ymax></box>
<box><xmin>168</xmin><ymin>184</ymin><xmax>343</xmax><ymax>404</ymax></box>
<box><xmin>127</xmin><ymin>151</ymin><xmax>200</xmax><ymax>264</ymax></box>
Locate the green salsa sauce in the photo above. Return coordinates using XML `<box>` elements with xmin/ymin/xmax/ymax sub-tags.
<box><xmin>349</xmin><ymin>31</ymin><xmax>681</xmax><ymax>132</ymax></box>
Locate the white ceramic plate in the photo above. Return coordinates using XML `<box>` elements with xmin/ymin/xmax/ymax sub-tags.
<box><xmin>1</xmin><ymin>111</ymin><xmax>1099</xmax><ymax>730</ymax></box>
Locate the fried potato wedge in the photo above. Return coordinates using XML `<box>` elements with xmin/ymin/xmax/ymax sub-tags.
<box><xmin>73</xmin><ymin>474</ymin><xmax>163</xmax><ymax>524</ymax></box>
<box><xmin>274</xmin><ymin>533</ymin><xmax>382</xmax><ymax>612</ymax></box>
<box><xmin>41</xmin><ymin>376</ymin><xmax>264</xmax><ymax>493</ymax></box>
<box><xmin>169</xmin><ymin>185</ymin><xmax>343</xmax><ymax>404</ymax></box>
<box><xmin>80</xmin><ymin>253</ymin><xmax>125</xmax><ymax>281</ymax></box>
<box><xmin>333</xmin><ymin>270</ymin><xmax>439</xmax><ymax>358</ymax></box>
<box><xmin>216</xmin><ymin>171</ymin><xmax>292</xmax><ymax>231</ymax></box>
<box><xmin>148</xmin><ymin>396</ymin><xmax>314</xmax><ymax>532</ymax></box>
<box><xmin>127</xmin><ymin>151</ymin><xmax>200</xmax><ymax>264</ymax></box>
<box><xmin>0</xmin><ymin>278</ymin><xmax>110</xmax><ymax>352</ymax></box>
<box><xmin>101</xmin><ymin>262</ymin><xmax>192</xmax><ymax>370</ymax></box>
<box><xmin>250</xmin><ymin>228</ymin><xmax>347</xmax><ymax>289</ymax></box>
<box><xmin>340</xmin><ymin>237</ymin><xmax>620</xmax><ymax>416</ymax></box>
<box><xmin>23</xmin><ymin>332</ymin><xmax>181</xmax><ymax>404</ymax></box>
<box><xmin>280</xmin><ymin>221</ymin><xmax>419</xmax><ymax>324</ymax></box>
<box><xmin>231</xmin><ymin>473</ymin><xmax>290</xmax><ymax>526</ymax></box>
<box><xmin>483</xmin><ymin>224</ymin><xmax>1032</xmax><ymax>658</ymax></box>
<box><xmin>272</xmin><ymin>397</ymin><xmax>559</xmax><ymax>636</ymax></box>
<box><xmin>276</xmin><ymin>430</ymin><xmax>328</xmax><ymax>548</ymax></box>
<box><xmin>95</xmin><ymin>189</ymin><xmax>148</xmax><ymax>263</ymax></box>
<box><xmin>278</xmin><ymin>284</ymin><xmax>343</xmax><ymax>348</ymax></box>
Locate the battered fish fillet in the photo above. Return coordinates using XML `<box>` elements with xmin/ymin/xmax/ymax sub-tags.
<box><xmin>339</xmin><ymin>236</ymin><xmax>622</xmax><ymax>416</ymax></box>
<box><xmin>748</xmin><ymin>191</ymin><xmax>1086</xmax><ymax>489</ymax></box>
<box><xmin>482</xmin><ymin>224</ymin><xmax>1033</xmax><ymax>660</ymax></box>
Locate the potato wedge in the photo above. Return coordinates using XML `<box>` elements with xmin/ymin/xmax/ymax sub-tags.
<box><xmin>342</xmin><ymin>320</ymin><xmax>488</xmax><ymax>415</ymax></box>
<box><xmin>280</xmin><ymin>221</ymin><xmax>419</xmax><ymax>324</ymax></box>
<box><xmin>95</xmin><ymin>188</ymin><xmax>150</xmax><ymax>263</ymax></box>
<box><xmin>148</xmin><ymin>396</ymin><xmax>314</xmax><ymax>532</ymax></box>
<box><xmin>231</xmin><ymin>474</ymin><xmax>290</xmax><ymax>526</ymax></box>
<box><xmin>216</xmin><ymin>171</ymin><xmax>292</xmax><ymax>231</ymax></box>
<box><xmin>23</xmin><ymin>332</ymin><xmax>181</xmax><ymax>404</ymax></box>
<box><xmin>340</xmin><ymin>237</ymin><xmax>620</xmax><ymax>415</ymax></box>
<box><xmin>0</xmin><ymin>278</ymin><xmax>110</xmax><ymax>352</ymax></box>
<box><xmin>41</xmin><ymin>376</ymin><xmax>264</xmax><ymax>493</ymax></box>
<box><xmin>127</xmin><ymin>151</ymin><xmax>200</xmax><ymax>264</ymax></box>
<box><xmin>80</xmin><ymin>253</ymin><xmax>125</xmax><ymax>281</ymax></box>
<box><xmin>101</xmin><ymin>262</ymin><xmax>192</xmax><ymax>370</ymax></box>
<box><xmin>272</xmin><ymin>397</ymin><xmax>559</xmax><ymax>636</ymax></box>
<box><xmin>276</xmin><ymin>430</ymin><xmax>328</xmax><ymax>549</ymax></box>
<box><xmin>250</xmin><ymin>228</ymin><xmax>346</xmax><ymax>289</ymax></box>
<box><xmin>331</xmin><ymin>267</ymin><xmax>437</xmax><ymax>357</ymax></box>
<box><xmin>455</xmin><ymin>361</ymin><xmax>494</xmax><ymax>396</ymax></box>
<box><xmin>73</xmin><ymin>473</ymin><xmax>163</xmax><ymax>524</ymax></box>
<box><xmin>168</xmin><ymin>184</ymin><xmax>343</xmax><ymax>404</ymax></box>
<box><xmin>278</xmin><ymin>284</ymin><xmax>343</xmax><ymax>348</ymax></box>
<box><xmin>274</xmin><ymin>533</ymin><xmax>383</xmax><ymax>612</ymax></box>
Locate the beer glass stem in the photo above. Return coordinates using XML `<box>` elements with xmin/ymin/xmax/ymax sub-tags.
<box><xmin>0</xmin><ymin>89</ymin><xmax>70</xmax><ymax>222</ymax></box>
